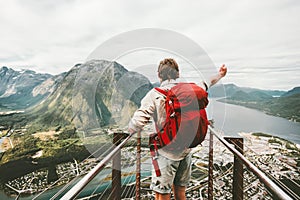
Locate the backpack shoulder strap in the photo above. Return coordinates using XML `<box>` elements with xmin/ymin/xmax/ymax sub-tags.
<box><xmin>154</xmin><ymin>87</ymin><xmax>168</xmax><ymax>96</ymax></box>
<box><xmin>155</xmin><ymin>82</ymin><xmax>180</xmax><ymax>96</ymax></box>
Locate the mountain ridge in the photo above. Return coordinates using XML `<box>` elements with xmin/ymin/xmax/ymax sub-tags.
<box><xmin>217</xmin><ymin>84</ymin><xmax>300</xmax><ymax>122</ymax></box>
<box><xmin>1</xmin><ymin>65</ymin><xmax>299</xmax><ymax>125</ymax></box>
<box><xmin>0</xmin><ymin>60</ymin><xmax>153</xmax><ymax>131</ymax></box>
<box><xmin>208</xmin><ymin>83</ymin><xmax>287</xmax><ymax>98</ymax></box>
<box><xmin>0</xmin><ymin>66</ymin><xmax>64</xmax><ymax>111</ymax></box>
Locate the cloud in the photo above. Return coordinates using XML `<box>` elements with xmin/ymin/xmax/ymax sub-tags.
<box><xmin>0</xmin><ymin>0</ymin><xmax>299</xmax><ymax>90</ymax></box>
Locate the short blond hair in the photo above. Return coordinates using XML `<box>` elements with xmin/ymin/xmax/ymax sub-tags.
<box><xmin>157</xmin><ymin>58</ymin><xmax>179</xmax><ymax>81</ymax></box>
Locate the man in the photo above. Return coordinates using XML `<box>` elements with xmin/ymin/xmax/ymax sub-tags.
<box><xmin>128</xmin><ymin>58</ymin><xmax>227</xmax><ymax>200</ymax></box>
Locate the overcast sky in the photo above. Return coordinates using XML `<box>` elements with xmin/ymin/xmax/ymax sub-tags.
<box><xmin>0</xmin><ymin>0</ymin><xmax>299</xmax><ymax>90</ymax></box>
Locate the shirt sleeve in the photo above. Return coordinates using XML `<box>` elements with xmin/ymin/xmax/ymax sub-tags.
<box><xmin>128</xmin><ymin>89</ymin><xmax>156</xmax><ymax>132</ymax></box>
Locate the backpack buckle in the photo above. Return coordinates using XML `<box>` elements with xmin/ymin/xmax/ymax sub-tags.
<box><xmin>170</xmin><ymin>112</ymin><xmax>175</xmax><ymax>118</ymax></box>
<box><xmin>153</xmin><ymin>151</ymin><xmax>159</xmax><ymax>160</ymax></box>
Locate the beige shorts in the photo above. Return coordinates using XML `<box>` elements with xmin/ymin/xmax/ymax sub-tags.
<box><xmin>150</xmin><ymin>153</ymin><xmax>192</xmax><ymax>194</ymax></box>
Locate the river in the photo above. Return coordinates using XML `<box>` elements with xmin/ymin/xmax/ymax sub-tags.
<box><xmin>0</xmin><ymin>100</ymin><xmax>299</xmax><ymax>199</ymax></box>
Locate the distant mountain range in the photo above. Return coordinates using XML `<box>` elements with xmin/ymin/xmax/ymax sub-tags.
<box><xmin>1</xmin><ymin>64</ymin><xmax>299</xmax><ymax>127</ymax></box>
<box><xmin>0</xmin><ymin>60</ymin><xmax>153</xmax><ymax>130</ymax></box>
<box><xmin>209</xmin><ymin>84</ymin><xmax>300</xmax><ymax>122</ymax></box>
<box><xmin>208</xmin><ymin>83</ymin><xmax>287</xmax><ymax>98</ymax></box>
<box><xmin>0</xmin><ymin>66</ymin><xmax>65</xmax><ymax>111</ymax></box>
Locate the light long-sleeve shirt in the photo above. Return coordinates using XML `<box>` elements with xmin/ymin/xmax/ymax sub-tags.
<box><xmin>128</xmin><ymin>79</ymin><xmax>208</xmax><ymax>160</ymax></box>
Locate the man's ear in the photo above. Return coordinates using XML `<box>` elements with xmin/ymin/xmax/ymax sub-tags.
<box><xmin>176</xmin><ymin>72</ymin><xmax>179</xmax><ymax>78</ymax></box>
<box><xmin>158</xmin><ymin>71</ymin><xmax>162</xmax><ymax>78</ymax></box>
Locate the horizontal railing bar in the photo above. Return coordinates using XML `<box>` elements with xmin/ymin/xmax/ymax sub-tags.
<box><xmin>59</xmin><ymin>132</ymin><xmax>133</xmax><ymax>200</ymax></box>
<box><xmin>208</xmin><ymin>126</ymin><xmax>293</xmax><ymax>200</ymax></box>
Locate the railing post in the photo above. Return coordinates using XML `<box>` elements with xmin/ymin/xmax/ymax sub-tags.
<box><xmin>136</xmin><ymin>131</ymin><xmax>141</xmax><ymax>200</ymax></box>
<box><xmin>208</xmin><ymin>128</ymin><xmax>214</xmax><ymax>200</ymax></box>
<box><xmin>112</xmin><ymin>132</ymin><xmax>123</xmax><ymax>200</ymax></box>
<box><xmin>225</xmin><ymin>137</ymin><xmax>244</xmax><ymax>200</ymax></box>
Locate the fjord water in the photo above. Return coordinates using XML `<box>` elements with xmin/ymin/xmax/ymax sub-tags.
<box><xmin>207</xmin><ymin>99</ymin><xmax>300</xmax><ymax>144</ymax></box>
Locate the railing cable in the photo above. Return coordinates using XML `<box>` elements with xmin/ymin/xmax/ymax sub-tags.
<box><xmin>231</xmin><ymin>134</ymin><xmax>300</xmax><ymax>199</ymax></box>
<box><xmin>209</xmin><ymin>126</ymin><xmax>293</xmax><ymax>200</ymax></box>
<box><xmin>59</xmin><ymin>132</ymin><xmax>133</xmax><ymax>200</ymax></box>
<box><xmin>35</xmin><ymin>134</ymin><xmax>124</xmax><ymax>200</ymax></box>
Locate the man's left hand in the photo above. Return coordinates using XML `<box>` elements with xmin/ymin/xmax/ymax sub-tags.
<box><xmin>219</xmin><ymin>64</ymin><xmax>227</xmax><ymax>77</ymax></box>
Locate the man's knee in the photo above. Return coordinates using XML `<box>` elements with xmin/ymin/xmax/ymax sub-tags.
<box><xmin>173</xmin><ymin>185</ymin><xmax>186</xmax><ymax>200</ymax></box>
<box><xmin>155</xmin><ymin>192</ymin><xmax>171</xmax><ymax>200</ymax></box>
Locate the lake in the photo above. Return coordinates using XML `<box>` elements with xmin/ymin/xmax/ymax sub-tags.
<box><xmin>207</xmin><ymin>99</ymin><xmax>300</xmax><ymax>144</ymax></box>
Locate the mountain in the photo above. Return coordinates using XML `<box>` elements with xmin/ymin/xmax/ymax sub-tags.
<box><xmin>208</xmin><ymin>83</ymin><xmax>285</xmax><ymax>98</ymax></box>
<box><xmin>209</xmin><ymin>83</ymin><xmax>285</xmax><ymax>97</ymax></box>
<box><xmin>228</xmin><ymin>90</ymin><xmax>252</xmax><ymax>101</ymax></box>
<box><xmin>0</xmin><ymin>60</ymin><xmax>154</xmax><ymax>133</ymax></box>
<box><xmin>247</xmin><ymin>91</ymin><xmax>273</xmax><ymax>100</ymax></box>
<box><xmin>281</xmin><ymin>87</ymin><xmax>300</xmax><ymax>97</ymax></box>
<box><xmin>0</xmin><ymin>60</ymin><xmax>153</xmax><ymax>131</ymax></box>
<box><xmin>0</xmin><ymin>66</ymin><xmax>63</xmax><ymax>111</ymax></box>
<box><xmin>228</xmin><ymin>90</ymin><xmax>272</xmax><ymax>102</ymax></box>
<box><xmin>221</xmin><ymin>85</ymin><xmax>300</xmax><ymax>103</ymax></box>
<box><xmin>218</xmin><ymin>85</ymin><xmax>300</xmax><ymax>122</ymax></box>
<box><xmin>19</xmin><ymin>60</ymin><xmax>153</xmax><ymax>131</ymax></box>
<box><xmin>208</xmin><ymin>83</ymin><xmax>239</xmax><ymax>97</ymax></box>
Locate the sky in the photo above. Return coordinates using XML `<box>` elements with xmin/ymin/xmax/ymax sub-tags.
<box><xmin>0</xmin><ymin>0</ymin><xmax>299</xmax><ymax>90</ymax></box>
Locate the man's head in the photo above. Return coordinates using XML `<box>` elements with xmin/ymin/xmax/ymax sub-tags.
<box><xmin>157</xmin><ymin>58</ymin><xmax>179</xmax><ymax>82</ymax></box>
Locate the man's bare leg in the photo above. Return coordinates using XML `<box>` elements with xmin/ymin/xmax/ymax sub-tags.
<box><xmin>172</xmin><ymin>185</ymin><xmax>186</xmax><ymax>200</ymax></box>
<box><xmin>155</xmin><ymin>192</ymin><xmax>171</xmax><ymax>200</ymax></box>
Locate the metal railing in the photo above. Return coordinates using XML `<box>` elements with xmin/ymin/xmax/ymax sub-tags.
<box><xmin>58</xmin><ymin>132</ymin><xmax>134</xmax><ymax>200</ymax></box>
<box><xmin>208</xmin><ymin>126</ymin><xmax>294</xmax><ymax>200</ymax></box>
<box><xmin>50</xmin><ymin>126</ymin><xmax>295</xmax><ymax>200</ymax></box>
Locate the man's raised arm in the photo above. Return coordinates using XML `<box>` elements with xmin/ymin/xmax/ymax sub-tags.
<box><xmin>208</xmin><ymin>64</ymin><xmax>227</xmax><ymax>88</ymax></box>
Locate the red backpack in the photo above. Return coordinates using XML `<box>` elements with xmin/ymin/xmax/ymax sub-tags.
<box><xmin>151</xmin><ymin>82</ymin><xmax>209</xmax><ymax>151</ymax></box>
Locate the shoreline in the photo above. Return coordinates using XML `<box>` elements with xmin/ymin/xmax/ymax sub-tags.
<box><xmin>217</xmin><ymin>98</ymin><xmax>300</xmax><ymax>123</ymax></box>
<box><xmin>239</xmin><ymin>131</ymin><xmax>300</xmax><ymax>146</ymax></box>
